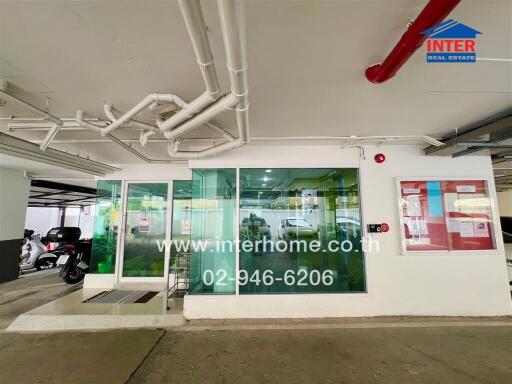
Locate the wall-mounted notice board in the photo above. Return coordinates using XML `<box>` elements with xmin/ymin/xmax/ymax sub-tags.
<box><xmin>398</xmin><ymin>179</ymin><xmax>496</xmax><ymax>252</ymax></box>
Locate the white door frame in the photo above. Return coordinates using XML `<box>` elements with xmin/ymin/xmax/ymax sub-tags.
<box><xmin>115</xmin><ymin>180</ymin><xmax>173</xmax><ymax>286</ymax></box>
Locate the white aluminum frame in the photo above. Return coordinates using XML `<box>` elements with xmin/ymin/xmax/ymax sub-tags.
<box><xmin>116</xmin><ymin>179</ymin><xmax>173</xmax><ymax>285</ymax></box>
<box><xmin>394</xmin><ymin>176</ymin><xmax>504</xmax><ymax>256</ymax></box>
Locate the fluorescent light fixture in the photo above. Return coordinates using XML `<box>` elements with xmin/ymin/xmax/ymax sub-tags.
<box><xmin>265</xmin><ymin>169</ymin><xmax>272</xmax><ymax>173</ymax></box>
<box><xmin>0</xmin><ymin>133</ymin><xmax>119</xmax><ymax>176</ymax></box>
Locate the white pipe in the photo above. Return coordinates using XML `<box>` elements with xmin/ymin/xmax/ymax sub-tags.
<box><xmin>104</xmin><ymin>104</ymin><xmax>160</xmax><ymax>133</ymax></box>
<box><xmin>178</xmin><ymin>0</ymin><xmax>220</xmax><ymax>99</ymax></box>
<box><xmin>162</xmin><ymin>93</ymin><xmax>239</xmax><ymax>140</ymax></box>
<box><xmin>0</xmin><ymin>82</ymin><xmax>63</xmax><ymax>126</ymax></box>
<box><xmin>165</xmin><ymin>0</ymin><xmax>249</xmax><ymax>158</ymax></box>
<box><xmin>101</xmin><ymin>93</ymin><xmax>185</xmax><ymax>135</ymax></box>
<box><xmin>205</xmin><ymin>121</ymin><xmax>235</xmax><ymax>141</ymax></box>
<box><xmin>157</xmin><ymin>0</ymin><xmax>222</xmax><ymax>132</ymax></box>
<box><xmin>39</xmin><ymin>123</ymin><xmax>61</xmax><ymax>151</ymax></box>
<box><xmin>218</xmin><ymin>0</ymin><xmax>249</xmax><ymax>143</ymax></box>
<box><xmin>167</xmin><ymin>138</ymin><xmax>243</xmax><ymax>159</ymax></box>
<box><xmin>75</xmin><ymin>110</ymin><xmax>103</xmax><ymax>133</ymax></box>
<box><xmin>157</xmin><ymin>91</ymin><xmax>218</xmax><ymax>131</ymax></box>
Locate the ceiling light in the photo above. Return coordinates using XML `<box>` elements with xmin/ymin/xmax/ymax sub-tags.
<box><xmin>261</xmin><ymin>183</ymin><xmax>267</xmax><ymax>187</ymax></box>
<box><xmin>263</xmin><ymin>176</ymin><xmax>268</xmax><ymax>182</ymax></box>
<box><xmin>265</xmin><ymin>169</ymin><xmax>272</xmax><ymax>173</ymax></box>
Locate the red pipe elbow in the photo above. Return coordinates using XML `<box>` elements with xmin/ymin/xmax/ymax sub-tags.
<box><xmin>365</xmin><ymin>0</ymin><xmax>461</xmax><ymax>84</ymax></box>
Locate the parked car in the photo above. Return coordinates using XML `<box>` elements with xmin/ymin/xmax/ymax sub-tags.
<box><xmin>278</xmin><ymin>217</ymin><xmax>318</xmax><ymax>239</ymax></box>
<box><xmin>240</xmin><ymin>214</ymin><xmax>271</xmax><ymax>241</ymax></box>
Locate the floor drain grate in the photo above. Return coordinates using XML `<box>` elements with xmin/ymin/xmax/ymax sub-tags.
<box><xmin>83</xmin><ymin>290</ymin><xmax>158</xmax><ymax>304</ymax></box>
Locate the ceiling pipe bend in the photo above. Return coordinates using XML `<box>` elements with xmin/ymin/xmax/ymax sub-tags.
<box><xmin>167</xmin><ymin>138</ymin><xmax>243</xmax><ymax>159</ymax></box>
<box><xmin>167</xmin><ymin>0</ymin><xmax>249</xmax><ymax>159</ymax></box>
<box><xmin>365</xmin><ymin>0</ymin><xmax>461</xmax><ymax>84</ymax></box>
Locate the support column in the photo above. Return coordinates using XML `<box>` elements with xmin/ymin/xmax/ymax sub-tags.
<box><xmin>0</xmin><ymin>168</ymin><xmax>30</xmax><ymax>283</ymax></box>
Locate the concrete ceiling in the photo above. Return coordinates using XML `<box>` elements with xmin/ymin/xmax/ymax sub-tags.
<box><xmin>0</xmin><ymin>0</ymin><xmax>511</xmax><ymax>166</ymax></box>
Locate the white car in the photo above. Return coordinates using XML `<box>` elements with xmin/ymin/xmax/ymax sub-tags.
<box><xmin>277</xmin><ymin>217</ymin><xmax>318</xmax><ymax>240</ymax></box>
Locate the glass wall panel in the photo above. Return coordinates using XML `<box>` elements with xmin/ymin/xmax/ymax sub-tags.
<box><xmin>189</xmin><ymin>169</ymin><xmax>236</xmax><ymax>294</ymax></box>
<box><xmin>239</xmin><ymin>168</ymin><xmax>364</xmax><ymax>294</ymax></box>
<box><xmin>170</xmin><ymin>181</ymin><xmax>192</xmax><ymax>281</ymax></box>
<box><xmin>122</xmin><ymin>183</ymin><xmax>168</xmax><ymax>277</ymax></box>
<box><xmin>90</xmin><ymin>180</ymin><xmax>121</xmax><ymax>274</ymax></box>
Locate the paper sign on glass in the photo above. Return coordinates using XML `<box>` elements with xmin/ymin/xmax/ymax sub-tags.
<box><xmin>405</xmin><ymin>196</ymin><xmax>422</xmax><ymax>217</ymax></box>
<box><xmin>459</xmin><ymin>220</ymin><xmax>475</xmax><ymax>237</ymax></box>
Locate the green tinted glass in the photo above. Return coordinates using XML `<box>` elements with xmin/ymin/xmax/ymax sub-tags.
<box><xmin>189</xmin><ymin>169</ymin><xmax>236</xmax><ymax>294</ymax></box>
<box><xmin>122</xmin><ymin>183</ymin><xmax>168</xmax><ymax>277</ymax></box>
<box><xmin>239</xmin><ymin>168</ymin><xmax>365</xmax><ymax>294</ymax></box>
<box><xmin>90</xmin><ymin>180</ymin><xmax>122</xmax><ymax>274</ymax></box>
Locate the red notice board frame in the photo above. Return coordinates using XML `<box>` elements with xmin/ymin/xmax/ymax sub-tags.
<box><xmin>395</xmin><ymin>177</ymin><xmax>502</xmax><ymax>256</ymax></box>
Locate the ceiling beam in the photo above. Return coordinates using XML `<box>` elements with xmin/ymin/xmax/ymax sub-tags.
<box><xmin>425</xmin><ymin>113</ymin><xmax>512</xmax><ymax>156</ymax></box>
<box><xmin>30</xmin><ymin>179</ymin><xmax>97</xmax><ymax>195</ymax></box>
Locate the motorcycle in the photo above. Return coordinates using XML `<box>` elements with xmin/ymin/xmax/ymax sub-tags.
<box><xmin>20</xmin><ymin>229</ymin><xmax>58</xmax><ymax>271</ymax></box>
<box><xmin>46</xmin><ymin>227</ymin><xmax>92</xmax><ymax>284</ymax></box>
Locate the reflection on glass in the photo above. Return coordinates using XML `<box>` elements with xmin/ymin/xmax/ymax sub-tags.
<box><xmin>170</xmin><ymin>180</ymin><xmax>192</xmax><ymax>286</ymax></box>
<box><xmin>90</xmin><ymin>180</ymin><xmax>121</xmax><ymax>274</ymax></box>
<box><xmin>400</xmin><ymin>180</ymin><xmax>495</xmax><ymax>251</ymax></box>
<box><xmin>239</xmin><ymin>168</ymin><xmax>365</xmax><ymax>294</ymax></box>
<box><xmin>189</xmin><ymin>169</ymin><xmax>236</xmax><ymax>294</ymax></box>
<box><xmin>122</xmin><ymin>183</ymin><xmax>168</xmax><ymax>277</ymax></box>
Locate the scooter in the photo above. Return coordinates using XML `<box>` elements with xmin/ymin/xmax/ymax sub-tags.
<box><xmin>20</xmin><ymin>229</ymin><xmax>58</xmax><ymax>271</ymax></box>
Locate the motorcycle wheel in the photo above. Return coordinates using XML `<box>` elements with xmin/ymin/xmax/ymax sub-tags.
<box><xmin>63</xmin><ymin>267</ymin><xmax>85</xmax><ymax>284</ymax></box>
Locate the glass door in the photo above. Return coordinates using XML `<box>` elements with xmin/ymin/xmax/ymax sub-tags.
<box><xmin>120</xmin><ymin>182</ymin><xmax>170</xmax><ymax>279</ymax></box>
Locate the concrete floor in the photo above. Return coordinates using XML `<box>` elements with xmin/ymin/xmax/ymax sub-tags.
<box><xmin>1</xmin><ymin>272</ymin><xmax>512</xmax><ymax>383</ymax></box>
<box><xmin>0</xmin><ymin>269</ymin><xmax>81</xmax><ymax>329</ymax></box>
<box><xmin>0</xmin><ymin>326</ymin><xmax>510</xmax><ymax>383</ymax></box>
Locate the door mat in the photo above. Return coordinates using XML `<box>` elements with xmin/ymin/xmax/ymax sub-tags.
<box><xmin>83</xmin><ymin>290</ymin><xmax>159</xmax><ymax>304</ymax></box>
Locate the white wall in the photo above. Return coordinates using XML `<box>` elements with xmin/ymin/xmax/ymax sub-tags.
<box><xmin>183</xmin><ymin>145</ymin><xmax>512</xmax><ymax>318</ymax></box>
<box><xmin>0</xmin><ymin>168</ymin><xmax>30</xmax><ymax>241</ymax></box>
<box><xmin>25</xmin><ymin>206</ymin><xmax>95</xmax><ymax>238</ymax></box>
<box><xmin>497</xmin><ymin>190</ymin><xmax>512</xmax><ymax>217</ymax></box>
<box><xmin>25</xmin><ymin>207</ymin><xmax>60</xmax><ymax>236</ymax></box>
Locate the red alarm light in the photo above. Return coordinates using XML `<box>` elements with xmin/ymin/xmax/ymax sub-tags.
<box><xmin>374</xmin><ymin>153</ymin><xmax>386</xmax><ymax>164</ymax></box>
<box><xmin>381</xmin><ymin>223</ymin><xmax>390</xmax><ymax>233</ymax></box>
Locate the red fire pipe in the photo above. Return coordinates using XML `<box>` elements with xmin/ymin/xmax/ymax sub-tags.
<box><xmin>365</xmin><ymin>0</ymin><xmax>461</xmax><ymax>84</ymax></box>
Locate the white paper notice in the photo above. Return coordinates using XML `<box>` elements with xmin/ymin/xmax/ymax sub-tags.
<box><xmin>458</xmin><ymin>194</ymin><xmax>488</xmax><ymax>214</ymax></box>
<box><xmin>457</xmin><ymin>185</ymin><xmax>476</xmax><ymax>193</ymax></box>
<box><xmin>405</xmin><ymin>196</ymin><xmax>422</xmax><ymax>217</ymax></box>
<box><xmin>446</xmin><ymin>218</ymin><xmax>460</xmax><ymax>233</ymax></box>
<box><xmin>444</xmin><ymin>193</ymin><xmax>459</xmax><ymax>213</ymax></box>
<box><xmin>473</xmin><ymin>220</ymin><xmax>489</xmax><ymax>237</ymax></box>
<box><xmin>404</xmin><ymin>218</ymin><xmax>429</xmax><ymax>236</ymax></box>
<box><xmin>403</xmin><ymin>188</ymin><xmax>420</xmax><ymax>194</ymax></box>
<box><xmin>459</xmin><ymin>220</ymin><xmax>475</xmax><ymax>237</ymax></box>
